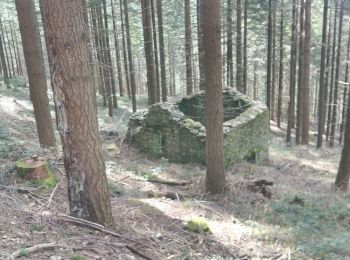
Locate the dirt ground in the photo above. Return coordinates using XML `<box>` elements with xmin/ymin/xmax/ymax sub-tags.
<box><xmin>0</xmin><ymin>88</ymin><xmax>348</xmax><ymax>260</ymax></box>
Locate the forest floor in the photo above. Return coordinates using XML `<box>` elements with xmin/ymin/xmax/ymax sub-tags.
<box><xmin>0</xmin><ymin>87</ymin><xmax>350</xmax><ymax>260</ymax></box>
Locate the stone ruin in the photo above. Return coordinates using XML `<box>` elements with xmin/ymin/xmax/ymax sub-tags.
<box><xmin>126</xmin><ymin>88</ymin><xmax>269</xmax><ymax>168</ymax></box>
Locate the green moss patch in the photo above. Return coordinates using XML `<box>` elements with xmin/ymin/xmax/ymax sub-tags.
<box><xmin>185</xmin><ymin>217</ymin><xmax>211</xmax><ymax>233</ymax></box>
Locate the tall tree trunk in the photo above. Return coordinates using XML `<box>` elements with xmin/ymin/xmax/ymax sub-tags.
<box><xmin>5</xmin><ymin>25</ymin><xmax>15</xmax><ymax>77</ymax></box>
<box><xmin>277</xmin><ymin>0</ymin><xmax>284</xmax><ymax>128</ymax></box>
<box><xmin>266</xmin><ymin>0</ymin><xmax>273</xmax><ymax>112</ymax></box>
<box><xmin>197</xmin><ymin>0</ymin><xmax>205</xmax><ymax>91</ymax></box>
<box><xmin>14</xmin><ymin>24</ymin><xmax>23</xmax><ymax>76</ymax></box>
<box><xmin>185</xmin><ymin>0</ymin><xmax>193</xmax><ymax>95</ymax></box>
<box><xmin>340</xmin><ymin>22</ymin><xmax>350</xmax><ymax>145</ymax></box>
<box><xmin>326</xmin><ymin>0</ymin><xmax>338</xmax><ymax>142</ymax></box>
<box><xmin>0</xmin><ymin>19</ymin><xmax>12</xmax><ymax>79</ymax></box>
<box><xmin>9</xmin><ymin>23</ymin><xmax>20</xmax><ymax>76</ymax></box>
<box><xmin>102</xmin><ymin>0</ymin><xmax>118</xmax><ymax>109</ymax></box>
<box><xmin>111</xmin><ymin>0</ymin><xmax>124</xmax><ymax>97</ymax></box>
<box><xmin>157</xmin><ymin>0</ymin><xmax>167</xmax><ymax>101</ymax></box>
<box><xmin>40</xmin><ymin>0</ymin><xmax>114</xmax><ymax>227</ymax></box>
<box><xmin>0</xmin><ymin>19</ymin><xmax>10</xmax><ymax>88</ymax></box>
<box><xmin>301</xmin><ymin>0</ymin><xmax>311</xmax><ymax>145</ymax></box>
<box><xmin>202</xmin><ymin>0</ymin><xmax>225</xmax><ymax>193</ymax></box>
<box><xmin>141</xmin><ymin>0</ymin><xmax>157</xmax><ymax>105</ymax></box>
<box><xmin>150</xmin><ymin>0</ymin><xmax>160</xmax><ymax>102</ymax></box>
<box><xmin>16</xmin><ymin>0</ymin><xmax>56</xmax><ymax>148</ymax></box>
<box><xmin>286</xmin><ymin>0</ymin><xmax>298</xmax><ymax>143</ymax></box>
<box><xmin>243</xmin><ymin>0</ymin><xmax>248</xmax><ymax>94</ymax></box>
<box><xmin>123</xmin><ymin>0</ymin><xmax>137</xmax><ymax>112</ymax></box>
<box><xmin>271</xmin><ymin>7</ymin><xmax>277</xmax><ymax>121</ymax></box>
<box><xmin>91</xmin><ymin>7</ymin><xmax>107</xmax><ymax>107</ymax></box>
<box><xmin>120</xmin><ymin>0</ymin><xmax>131</xmax><ymax>99</ymax></box>
<box><xmin>329</xmin><ymin>0</ymin><xmax>344</xmax><ymax>147</ymax></box>
<box><xmin>97</xmin><ymin>4</ymin><xmax>113</xmax><ymax>116</ymax></box>
<box><xmin>317</xmin><ymin>0</ymin><xmax>329</xmax><ymax>149</ymax></box>
<box><xmin>296</xmin><ymin>0</ymin><xmax>305</xmax><ymax>145</ymax></box>
<box><xmin>226</xmin><ymin>0</ymin><xmax>233</xmax><ymax>88</ymax></box>
<box><xmin>236</xmin><ymin>0</ymin><xmax>243</xmax><ymax>92</ymax></box>
<box><xmin>335</xmin><ymin>82</ymin><xmax>350</xmax><ymax>191</ymax></box>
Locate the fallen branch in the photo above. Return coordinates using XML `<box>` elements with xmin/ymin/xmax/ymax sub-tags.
<box><xmin>147</xmin><ymin>177</ymin><xmax>190</xmax><ymax>186</ymax></box>
<box><xmin>58</xmin><ymin>214</ymin><xmax>154</xmax><ymax>260</ymax></box>
<box><xmin>7</xmin><ymin>242</ymin><xmax>56</xmax><ymax>259</ymax></box>
<box><xmin>147</xmin><ymin>190</ymin><xmax>189</xmax><ymax>200</ymax></box>
<box><xmin>57</xmin><ymin>214</ymin><xmax>126</xmax><ymax>239</ymax></box>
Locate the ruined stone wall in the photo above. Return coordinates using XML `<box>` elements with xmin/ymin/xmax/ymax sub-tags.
<box><xmin>127</xmin><ymin>90</ymin><xmax>269</xmax><ymax>168</ymax></box>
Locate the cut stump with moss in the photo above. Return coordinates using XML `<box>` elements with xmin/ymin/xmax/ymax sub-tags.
<box><xmin>16</xmin><ymin>156</ymin><xmax>56</xmax><ymax>187</ymax></box>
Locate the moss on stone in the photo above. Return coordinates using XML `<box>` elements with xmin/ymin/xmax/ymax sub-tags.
<box><xmin>183</xmin><ymin>118</ymin><xmax>202</xmax><ymax>129</ymax></box>
<box><xmin>185</xmin><ymin>217</ymin><xmax>211</xmax><ymax>233</ymax></box>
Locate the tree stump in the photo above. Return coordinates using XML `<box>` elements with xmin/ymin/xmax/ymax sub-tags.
<box><xmin>16</xmin><ymin>156</ymin><xmax>56</xmax><ymax>187</ymax></box>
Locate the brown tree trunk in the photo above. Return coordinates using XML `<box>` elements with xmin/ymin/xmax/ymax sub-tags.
<box><xmin>97</xmin><ymin>4</ymin><xmax>113</xmax><ymax>116</ymax></box>
<box><xmin>102</xmin><ymin>0</ymin><xmax>118</xmax><ymax>109</ymax></box>
<box><xmin>157</xmin><ymin>0</ymin><xmax>167</xmax><ymax>101</ymax></box>
<box><xmin>340</xmin><ymin>22</ymin><xmax>350</xmax><ymax>145</ymax></box>
<box><xmin>0</xmin><ymin>18</ymin><xmax>10</xmax><ymax>88</ymax></box>
<box><xmin>120</xmin><ymin>0</ymin><xmax>131</xmax><ymax>99</ymax></box>
<box><xmin>123</xmin><ymin>0</ymin><xmax>137</xmax><ymax>112</ymax></box>
<box><xmin>40</xmin><ymin>0</ymin><xmax>114</xmax><ymax>227</ymax></box>
<box><xmin>197</xmin><ymin>0</ymin><xmax>205</xmax><ymax>91</ymax></box>
<box><xmin>301</xmin><ymin>0</ymin><xmax>311</xmax><ymax>145</ymax></box>
<box><xmin>243</xmin><ymin>0</ymin><xmax>248</xmax><ymax>94</ymax></box>
<box><xmin>141</xmin><ymin>0</ymin><xmax>157</xmax><ymax>105</ymax></box>
<box><xmin>202</xmin><ymin>0</ymin><xmax>225</xmax><ymax>193</ymax></box>
<box><xmin>326</xmin><ymin>0</ymin><xmax>338</xmax><ymax>142</ymax></box>
<box><xmin>236</xmin><ymin>0</ymin><xmax>243</xmax><ymax>93</ymax></box>
<box><xmin>317</xmin><ymin>0</ymin><xmax>329</xmax><ymax>149</ymax></box>
<box><xmin>5</xmin><ymin>24</ymin><xmax>15</xmax><ymax>77</ymax></box>
<box><xmin>266</xmin><ymin>0</ymin><xmax>272</xmax><ymax>112</ymax></box>
<box><xmin>296</xmin><ymin>0</ymin><xmax>305</xmax><ymax>145</ymax></box>
<box><xmin>15</xmin><ymin>0</ymin><xmax>56</xmax><ymax>148</ymax></box>
<box><xmin>226</xmin><ymin>0</ymin><xmax>233</xmax><ymax>88</ymax></box>
<box><xmin>150</xmin><ymin>0</ymin><xmax>160</xmax><ymax>102</ymax></box>
<box><xmin>277</xmin><ymin>0</ymin><xmax>284</xmax><ymax>128</ymax></box>
<box><xmin>0</xmin><ymin>19</ymin><xmax>12</xmax><ymax>79</ymax></box>
<box><xmin>185</xmin><ymin>0</ymin><xmax>193</xmax><ymax>95</ymax></box>
<box><xmin>286</xmin><ymin>0</ymin><xmax>298</xmax><ymax>143</ymax></box>
<box><xmin>111</xmin><ymin>0</ymin><xmax>124</xmax><ymax>97</ymax></box>
<box><xmin>271</xmin><ymin>7</ymin><xmax>277</xmax><ymax>121</ymax></box>
<box><xmin>329</xmin><ymin>0</ymin><xmax>344</xmax><ymax>147</ymax></box>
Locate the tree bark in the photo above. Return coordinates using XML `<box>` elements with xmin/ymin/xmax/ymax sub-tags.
<box><xmin>202</xmin><ymin>0</ymin><xmax>225</xmax><ymax>193</ymax></box>
<box><xmin>123</xmin><ymin>0</ymin><xmax>137</xmax><ymax>112</ymax></box>
<box><xmin>236</xmin><ymin>0</ymin><xmax>243</xmax><ymax>93</ymax></box>
<box><xmin>326</xmin><ymin>0</ymin><xmax>338</xmax><ymax>142</ymax></box>
<box><xmin>329</xmin><ymin>0</ymin><xmax>344</xmax><ymax>147</ymax></box>
<box><xmin>243</xmin><ymin>0</ymin><xmax>248</xmax><ymax>94</ymax></box>
<box><xmin>197</xmin><ymin>0</ymin><xmax>205</xmax><ymax>91</ymax></box>
<box><xmin>226</xmin><ymin>0</ymin><xmax>233</xmax><ymax>88</ymax></box>
<box><xmin>277</xmin><ymin>0</ymin><xmax>284</xmax><ymax>128</ymax></box>
<box><xmin>120</xmin><ymin>0</ymin><xmax>131</xmax><ymax>99</ymax></box>
<box><xmin>16</xmin><ymin>0</ymin><xmax>56</xmax><ymax>148</ymax></box>
<box><xmin>141</xmin><ymin>0</ymin><xmax>157</xmax><ymax>105</ymax></box>
<box><xmin>296</xmin><ymin>0</ymin><xmax>305</xmax><ymax>145</ymax></box>
<box><xmin>340</xmin><ymin>22</ymin><xmax>350</xmax><ymax>145</ymax></box>
<box><xmin>185</xmin><ymin>0</ymin><xmax>193</xmax><ymax>95</ymax></box>
<box><xmin>150</xmin><ymin>0</ymin><xmax>160</xmax><ymax>102</ymax></box>
<box><xmin>286</xmin><ymin>0</ymin><xmax>298</xmax><ymax>143</ymax></box>
<box><xmin>266</xmin><ymin>0</ymin><xmax>273</xmax><ymax>112</ymax></box>
<box><xmin>317</xmin><ymin>0</ymin><xmax>329</xmax><ymax>149</ymax></box>
<box><xmin>40</xmin><ymin>0</ymin><xmax>114</xmax><ymax>228</ymax></box>
<box><xmin>157</xmin><ymin>0</ymin><xmax>167</xmax><ymax>101</ymax></box>
<box><xmin>0</xmin><ymin>18</ymin><xmax>10</xmax><ymax>88</ymax></box>
<box><xmin>111</xmin><ymin>0</ymin><xmax>124</xmax><ymax>97</ymax></box>
<box><xmin>301</xmin><ymin>0</ymin><xmax>311</xmax><ymax>145</ymax></box>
